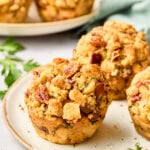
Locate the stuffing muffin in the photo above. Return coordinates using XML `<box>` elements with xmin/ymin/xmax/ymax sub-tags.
<box><xmin>73</xmin><ymin>20</ymin><xmax>149</xmax><ymax>100</ymax></box>
<box><xmin>25</xmin><ymin>58</ymin><xmax>111</xmax><ymax>144</ymax></box>
<box><xmin>127</xmin><ymin>67</ymin><xmax>150</xmax><ymax>140</ymax></box>
<box><xmin>35</xmin><ymin>0</ymin><xmax>94</xmax><ymax>22</ymax></box>
<box><xmin>148</xmin><ymin>51</ymin><xmax>150</xmax><ymax>66</ymax></box>
<box><xmin>0</xmin><ymin>0</ymin><xmax>32</xmax><ymax>23</ymax></box>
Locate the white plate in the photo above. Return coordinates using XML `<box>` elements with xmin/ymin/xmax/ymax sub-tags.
<box><xmin>0</xmin><ymin>12</ymin><xmax>94</xmax><ymax>36</ymax></box>
<box><xmin>0</xmin><ymin>0</ymin><xmax>96</xmax><ymax>37</ymax></box>
<box><xmin>0</xmin><ymin>1</ymin><xmax>98</xmax><ymax>36</ymax></box>
<box><xmin>2</xmin><ymin>73</ymin><xmax>150</xmax><ymax>150</ymax></box>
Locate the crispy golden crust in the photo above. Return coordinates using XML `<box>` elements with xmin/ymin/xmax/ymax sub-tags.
<box><xmin>35</xmin><ymin>0</ymin><xmax>94</xmax><ymax>21</ymax></box>
<box><xmin>127</xmin><ymin>67</ymin><xmax>150</xmax><ymax>140</ymax></box>
<box><xmin>0</xmin><ymin>0</ymin><xmax>32</xmax><ymax>23</ymax></box>
<box><xmin>73</xmin><ymin>20</ymin><xmax>149</xmax><ymax>100</ymax></box>
<box><xmin>25</xmin><ymin>58</ymin><xmax>111</xmax><ymax>144</ymax></box>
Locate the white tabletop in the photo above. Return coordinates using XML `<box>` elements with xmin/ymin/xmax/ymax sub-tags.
<box><xmin>0</xmin><ymin>31</ymin><xmax>78</xmax><ymax>150</ymax></box>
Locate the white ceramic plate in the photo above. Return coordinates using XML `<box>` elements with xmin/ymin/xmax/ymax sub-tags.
<box><xmin>2</xmin><ymin>73</ymin><xmax>150</xmax><ymax>150</ymax></box>
<box><xmin>0</xmin><ymin>12</ymin><xmax>94</xmax><ymax>36</ymax></box>
<box><xmin>0</xmin><ymin>0</ymin><xmax>99</xmax><ymax>36</ymax></box>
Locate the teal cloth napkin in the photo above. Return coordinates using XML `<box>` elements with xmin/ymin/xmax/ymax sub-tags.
<box><xmin>79</xmin><ymin>0</ymin><xmax>150</xmax><ymax>43</ymax></box>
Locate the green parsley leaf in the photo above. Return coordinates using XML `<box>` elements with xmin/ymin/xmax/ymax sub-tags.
<box><xmin>23</xmin><ymin>59</ymin><xmax>39</xmax><ymax>72</ymax></box>
<box><xmin>128</xmin><ymin>143</ymin><xmax>143</xmax><ymax>150</ymax></box>
<box><xmin>0</xmin><ymin>37</ymin><xmax>24</xmax><ymax>55</ymax></box>
<box><xmin>4</xmin><ymin>65</ymin><xmax>22</xmax><ymax>87</ymax></box>
<box><xmin>0</xmin><ymin>58</ymin><xmax>11</xmax><ymax>75</ymax></box>
<box><xmin>5</xmin><ymin>55</ymin><xmax>23</xmax><ymax>62</ymax></box>
<box><xmin>135</xmin><ymin>143</ymin><xmax>142</xmax><ymax>150</ymax></box>
<box><xmin>0</xmin><ymin>90</ymin><xmax>7</xmax><ymax>99</ymax></box>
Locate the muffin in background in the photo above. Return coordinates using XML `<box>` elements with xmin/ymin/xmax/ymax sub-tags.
<box><xmin>73</xmin><ymin>20</ymin><xmax>149</xmax><ymax>100</ymax></box>
<box><xmin>25</xmin><ymin>58</ymin><xmax>111</xmax><ymax>144</ymax></box>
<box><xmin>0</xmin><ymin>0</ymin><xmax>32</xmax><ymax>23</ymax></box>
<box><xmin>127</xmin><ymin>67</ymin><xmax>150</xmax><ymax>140</ymax></box>
<box><xmin>35</xmin><ymin>0</ymin><xmax>94</xmax><ymax>22</ymax></box>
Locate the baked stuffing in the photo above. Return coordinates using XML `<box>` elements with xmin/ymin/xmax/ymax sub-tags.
<box><xmin>73</xmin><ymin>20</ymin><xmax>149</xmax><ymax>100</ymax></box>
<box><xmin>35</xmin><ymin>0</ymin><xmax>94</xmax><ymax>21</ymax></box>
<box><xmin>25</xmin><ymin>58</ymin><xmax>111</xmax><ymax>144</ymax></box>
<box><xmin>0</xmin><ymin>0</ymin><xmax>32</xmax><ymax>23</ymax></box>
<box><xmin>127</xmin><ymin>67</ymin><xmax>150</xmax><ymax>140</ymax></box>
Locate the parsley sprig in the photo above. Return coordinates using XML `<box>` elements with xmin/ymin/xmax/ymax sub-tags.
<box><xmin>0</xmin><ymin>37</ymin><xmax>39</xmax><ymax>99</ymax></box>
<box><xmin>0</xmin><ymin>37</ymin><xmax>24</xmax><ymax>54</ymax></box>
<box><xmin>128</xmin><ymin>143</ymin><xmax>143</xmax><ymax>150</ymax></box>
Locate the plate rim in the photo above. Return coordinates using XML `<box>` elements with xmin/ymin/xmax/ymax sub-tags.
<box><xmin>2</xmin><ymin>72</ymin><xmax>32</xmax><ymax>150</ymax></box>
<box><xmin>0</xmin><ymin>11</ymin><xmax>95</xmax><ymax>28</ymax></box>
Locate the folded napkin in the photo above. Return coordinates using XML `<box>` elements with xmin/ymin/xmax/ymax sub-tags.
<box><xmin>79</xmin><ymin>0</ymin><xmax>150</xmax><ymax>43</ymax></box>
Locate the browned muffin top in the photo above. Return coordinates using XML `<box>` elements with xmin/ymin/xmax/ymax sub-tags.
<box><xmin>73</xmin><ymin>20</ymin><xmax>149</xmax><ymax>99</ymax></box>
<box><xmin>35</xmin><ymin>0</ymin><xmax>94</xmax><ymax>21</ymax></box>
<box><xmin>25</xmin><ymin>58</ymin><xmax>111</xmax><ymax>124</ymax></box>
<box><xmin>0</xmin><ymin>0</ymin><xmax>31</xmax><ymax>23</ymax></box>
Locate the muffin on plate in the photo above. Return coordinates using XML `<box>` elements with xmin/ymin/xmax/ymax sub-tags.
<box><xmin>127</xmin><ymin>67</ymin><xmax>150</xmax><ymax>140</ymax></box>
<box><xmin>35</xmin><ymin>0</ymin><xmax>94</xmax><ymax>22</ymax></box>
<box><xmin>73</xmin><ymin>20</ymin><xmax>149</xmax><ymax>100</ymax></box>
<box><xmin>25</xmin><ymin>58</ymin><xmax>111</xmax><ymax>144</ymax></box>
<box><xmin>0</xmin><ymin>0</ymin><xmax>32</xmax><ymax>23</ymax></box>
